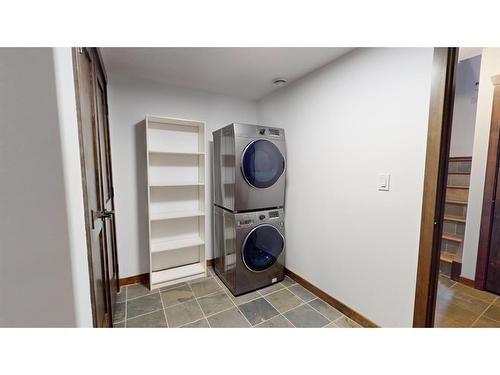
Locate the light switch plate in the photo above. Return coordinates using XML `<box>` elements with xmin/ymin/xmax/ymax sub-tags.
<box><xmin>378</xmin><ymin>173</ymin><xmax>390</xmax><ymax>191</ymax></box>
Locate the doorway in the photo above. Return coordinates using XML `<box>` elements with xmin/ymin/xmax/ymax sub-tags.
<box><xmin>414</xmin><ymin>48</ymin><xmax>500</xmax><ymax>327</ymax></box>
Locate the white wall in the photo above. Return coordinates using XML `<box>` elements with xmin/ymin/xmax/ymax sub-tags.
<box><xmin>449</xmin><ymin>55</ymin><xmax>481</xmax><ymax>157</ymax></box>
<box><xmin>0</xmin><ymin>48</ymin><xmax>88</xmax><ymax>326</ymax></box>
<box><xmin>107</xmin><ymin>77</ymin><xmax>258</xmax><ymax>277</ymax></box>
<box><xmin>52</xmin><ymin>48</ymin><xmax>93</xmax><ymax>327</ymax></box>
<box><xmin>257</xmin><ymin>48</ymin><xmax>434</xmax><ymax>327</ymax></box>
<box><xmin>461</xmin><ymin>48</ymin><xmax>500</xmax><ymax>280</ymax></box>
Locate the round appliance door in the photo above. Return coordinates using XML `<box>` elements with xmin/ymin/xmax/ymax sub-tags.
<box><xmin>241</xmin><ymin>139</ymin><xmax>285</xmax><ymax>189</ymax></box>
<box><xmin>242</xmin><ymin>224</ymin><xmax>285</xmax><ymax>272</ymax></box>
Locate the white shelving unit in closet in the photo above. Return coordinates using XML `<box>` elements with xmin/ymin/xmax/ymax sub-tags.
<box><xmin>145</xmin><ymin>115</ymin><xmax>207</xmax><ymax>290</ymax></box>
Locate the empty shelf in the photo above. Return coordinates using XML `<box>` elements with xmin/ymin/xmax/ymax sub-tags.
<box><xmin>149</xmin><ymin>181</ymin><xmax>205</xmax><ymax>187</ymax></box>
<box><xmin>149</xmin><ymin>150</ymin><xmax>205</xmax><ymax>156</ymax></box>
<box><xmin>150</xmin><ymin>210</ymin><xmax>205</xmax><ymax>221</ymax></box>
<box><xmin>151</xmin><ymin>237</ymin><xmax>204</xmax><ymax>253</ymax></box>
<box><xmin>151</xmin><ymin>263</ymin><xmax>206</xmax><ymax>286</ymax></box>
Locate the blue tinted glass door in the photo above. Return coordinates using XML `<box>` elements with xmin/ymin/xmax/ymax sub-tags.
<box><xmin>242</xmin><ymin>225</ymin><xmax>284</xmax><ymax>272</ymax></box>
<box><xmin>241</xmin><ymin>139</ymin><xmax>285</xmax><ymax>189</ymax></box>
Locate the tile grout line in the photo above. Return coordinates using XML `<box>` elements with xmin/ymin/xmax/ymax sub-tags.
<box><xmin>470</xmin><ymin>295</ymin><xmax>497</xmax><ymax>327</ymax></box>
<box><xmin>125</xmin><ymin>307</ymin><xmax>165</xmax><ymax>323</ymax></box>
<box><xmin>219</xmin><ymin>282</ymin><xmax>254</xmax><ymax>328</ymax></box>
<box><xmin>158</xmin><ymin>288</ymin><xmax>170</xmax><ymax>328</ymax></box>
<box><xmin>282</xmin><ymin>284</ymin><xmax>344</xmax><ymax>326</ymax></box>
<box><xmin>258</xmin><ymin>291</ymin><xmax>297</xmax><ymax>327</ymax></box>
<box><xmin>188</xmin><ymin>281</ymin><xmax>212</xmax><ymax>328</ymax></box>
<box><xmin>124</xmin><ymin>285</ymin><xmax>128</xmax><ymax>328</ymax></box>
<box><xmin>212</xmin><ymin>276</ymin><xmax>254</xmax><ymax>327</ymax></box>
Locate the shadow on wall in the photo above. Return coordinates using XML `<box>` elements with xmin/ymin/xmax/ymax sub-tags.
<box><xmin>209</xmin><ymin>140</ymin><xmax>214</xmax><ymax>260</ymax></box>
<box><xmin>135</xmin><ymin>121</ymin><xmax>149</xmax><ymax>274</ymax></box>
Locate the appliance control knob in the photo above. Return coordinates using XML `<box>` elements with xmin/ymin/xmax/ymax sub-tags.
<box><xmin>259</xmin><ymin>214</ymin><xmax>265</xmax><ymax>220</ymax></box>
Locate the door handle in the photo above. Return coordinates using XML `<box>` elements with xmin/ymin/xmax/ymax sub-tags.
<box><xmin>96</xmin><ymin>209</ymin><xmax>114</xmax><ymax>219</ymax></box>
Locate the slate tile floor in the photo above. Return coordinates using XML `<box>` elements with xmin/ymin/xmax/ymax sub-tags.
<box><xmin>435</xmin><ymin>275</ymin><xmax>500</xmax><ymax>327</ymax></box>
<box><xmin>113</xmin><ymin>267</ymin><xmax>362</xmax><ymax>328</ymax></box>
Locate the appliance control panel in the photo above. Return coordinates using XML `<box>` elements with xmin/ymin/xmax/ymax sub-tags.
<box><xmin>256</xmin><ymin>127</ymin><xmax>282</xmax><ymax>137</ymax></box>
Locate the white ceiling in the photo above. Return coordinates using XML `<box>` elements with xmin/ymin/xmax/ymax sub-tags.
<box><xmin>100</xmin><ymin>48</ymin><xmax>354</xmax><ymax>100</ymax></box>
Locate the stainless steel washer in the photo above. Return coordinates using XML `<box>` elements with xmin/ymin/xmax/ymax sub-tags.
<box><xmin>213</xmin><ymin>123</ymin><xmax>286</xmax><ymax>212</ymax></box>
<box><xmin>213</xmin><ymin>205</ymin><xmax>285</xmax><ymax>295</ymax></box>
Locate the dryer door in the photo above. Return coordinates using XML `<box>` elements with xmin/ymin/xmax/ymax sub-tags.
<box><xmin>242</xmin><ymin>224</ymin><xmax>285</xmax><ymax>272</ymax></box>
<box><xmin>241</xmin><ymin>139</ymin><xmax>285</xmax><ymax>189</ymax></box>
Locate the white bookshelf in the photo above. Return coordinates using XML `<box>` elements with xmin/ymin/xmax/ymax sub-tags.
<box><xmin>145</xmin><ymin>115</ymin><xmax>207</xmax><ymax>290</ymax></box>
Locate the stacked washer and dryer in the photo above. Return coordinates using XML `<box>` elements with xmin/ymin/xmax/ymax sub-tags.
<box><xmin>212</xmin><ymin>123</ymin><xmax>286</xmax><ymax>295</ymax></box>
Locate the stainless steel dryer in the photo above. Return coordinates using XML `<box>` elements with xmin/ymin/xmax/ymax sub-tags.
<box><xmin>213</xmin><ymin>123</ymin><xmax>286</xmax><ymax>212</ymax></box>
<box><xmin>213</xmin><ymin>205</ymin><xmax>285</xmax><ymax>295</ymax></box>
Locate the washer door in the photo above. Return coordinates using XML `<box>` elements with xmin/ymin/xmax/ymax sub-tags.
<box><xmin>241</xmin><ymin>139</ymin><xmax>285</xmax><ymax>189</ymax></box>
<box><xmin>242</xmin><ymin>224</ymin><xmax>285</xmax><ymax>272</ymax></box>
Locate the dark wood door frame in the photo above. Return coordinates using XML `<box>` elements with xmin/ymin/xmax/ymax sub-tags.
<box><xmin>413</xmin><ymin>48</ymin><xmax>458</xmax><ymax>328</ymax></box>
<box><xmin>73</xmin><ymin>47</ymin><xmax>118</xmax><ymax>327</ymax></box>
<box><xmin>475</xmin><ymin>76</ymin><xmax>500</xmax><ymax>290</ymax></box>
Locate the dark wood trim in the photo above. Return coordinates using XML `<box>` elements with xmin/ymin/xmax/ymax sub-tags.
<box><xmin>119</xmin><ymin>273</ymin><xmax>149</xmax><ymax>287</ymax></box>
<box><xmin>449</xmin><ymin>156</ymin><xmax>472</xmax><ymax>161</ymax></box>
<box><xmin>95</xmin><ymin>48</ymin><xmax>108</xmax><ymax>83</ymax></box>
<box><xmin>459</xmin><ymin>276</ymin><xmax>475</xmax><ymax>287</ymax></box>
<box><xmin>207</xmin><ymin>258</ymin><xmax>214</xmax><ymax>267</ymax></box>
<box><xmin>284</xmin><ymin>268</ymin><xmax>378</xmax><ymax>328</ymax></box>
<box><xmin>72</xmin><ymin>48</ymin><xmax>98</xmax><ymax>327</ymax></box>
<box><xmin>475</xmin><ymin>84</ymin><xmax>500</xmax><ymax>290</ymax></box>
<box><xmin>413</xmin><ymin>48</ymin><xmax>458</xmax><ymax>328</ymax></box>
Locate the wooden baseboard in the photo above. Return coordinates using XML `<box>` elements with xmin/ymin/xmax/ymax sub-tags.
<box><xmin>120</xmin><ymin>260</ymin><xmax>214</xmax><ymax>287</ymax></box>
<box><xmin>119</xmin><ymin>273</ymin><xmax>149</xmax><ymax>287</ymax></box>
<box><xmin>284</xmin><ymin>268</ymin><xmax>378</xmax><ymax>328</ymax></box>
<box><xmin>459</xmin><ymin>276</ymin><xmax>475</xmax><ymax>287</ymax></box>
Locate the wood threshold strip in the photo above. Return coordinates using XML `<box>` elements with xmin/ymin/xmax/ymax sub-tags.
<box><xmin>284</xmin><ymin>268</ymin><xmax>379</xmax><ymax>328</ymax></box>
<box><xmin>119</xmin><ymin>273</ymin><xmax>149</xmax><ymax>287</ymax></box>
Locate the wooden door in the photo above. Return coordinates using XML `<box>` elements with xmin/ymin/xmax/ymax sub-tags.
<box><xmin>74</xmin><ymin>47</ymin><xmax>117</xmax><ymax>327</ymax></box>
<box><xmin>484</xmin><ymin>85</ymin><xmax>500</xmax><ymax>295</ymax></box>
<box><xmin>94</xmin><ymin>60</ymin><xmax>119</xmax><ymax>307</ymax></box>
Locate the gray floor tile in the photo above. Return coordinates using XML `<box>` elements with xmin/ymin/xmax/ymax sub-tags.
<box><xmin>165</xmin><ymin>300</ymin><xmax>204</xmax><ymax>327</ymax></box>
<box><xmin>229</xmin><ymin>290</ymin><xmax>261</xmax><ymax>305</ymax></box>
<box><xmin>333</xmin><ymin>315</ymin><xmax>362</xmax><ymax>328</ymax></box>
<box><xmin>264</xmin><ymin>289</ymin><xmax>302</xmax><ymax>313</ymax></box>
<box><xmin>113</xmin><ymin>302</ymin><xmax>125</xmax><ymax>323</ymax></box>
<box><xmin>323</xmin><ymin>322</ymin><xmax>338</xmax><ymax>328</ymax></box>
<box><xmin>190</xmin><ymin>278</ymin><xmax>222</xmax><ymax>298</ymax></box>
<box><xmin>127</xmin><ymin>283</ymin><xmax>156</xmax><ymax>300</ymax></box>
<box><xmin>197</xmin><ymin>291</ymin><xmax>234</xmax><ymax>316</ymax></box>
<box><xmin>126</xmin><ymin>310</ymin><xmax>167</xmax><ymax>328</ymax></box>
<box><xmin>127</xmin><ymin>293</ymin><xmax>163</xmax><ymax>319</ymax></box>
<box><xmin>239</xmin><ymin>298</ymin><xmax>279</xmax><ymax>325</ymax></box>
<box><xmin>255</xmin><ymin>315</ymin><xmax>294</xmax><ymax>328</ymax></box>
<box><xmin>160</xmin><ymin>284</ymin><xmax>194</xmax><ymax>307</ymax></box>
<box><xmin>207</xmin><ymin>307</ymin><xmax>251</xmax><ymax>328</ymax></box>
<box><xmin>258</xmin><ymin>282</ymin><xmax>285</xmax><ymax>296</ymax></box>
<box><xmin>284</xmin><ymin>304</ymin><xmax>330</xmax><ymax>328</ymax></box>
<box><xmin>181</xmin><ymin>318</ymin><xmax>210</xmax><ymax>328</ymax></box>
<box><xmin>288</xmin><ymin>284</ymin><xmax>316</xmax><ymax>302</ymax></box>
<box><xmin>116</xmin><ymin>289</ymin><xmax>126</xmax><ymax>303</ymax></box>
<box><xmin>159</xmin><ymin>281</ymin><xmax>187</xmax><ymax>292</ymax></box>
<box><xmin>308</xmin><ymin>298</ymin><xmax>343</xmax><ymax>321</ymax></box>
<box><xmin>281</xmin><ymin>276</ymin><xmax>297</xmax><ymax>287</ymax></box>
